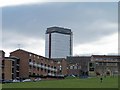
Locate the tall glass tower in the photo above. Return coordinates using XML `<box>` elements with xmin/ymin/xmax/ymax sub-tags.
<box><xmin>45</xmin><ymin>26</ymin><xmax>73</xmax><ymax>58</ymax></box>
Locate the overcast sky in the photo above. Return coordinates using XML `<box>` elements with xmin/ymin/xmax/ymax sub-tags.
<box><xmin>1</xmin><ymin>1</ymin><xmax>118</xmax><ymax>56</ymax></box>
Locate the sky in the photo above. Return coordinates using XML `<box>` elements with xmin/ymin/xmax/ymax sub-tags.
<box><xmin>1</xmin><ymin>0</ymin><xmax>119</xmax><ymax>57</ymax></box>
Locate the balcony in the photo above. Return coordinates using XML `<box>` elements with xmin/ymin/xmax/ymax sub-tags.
<box><xmin>29</xmin><ymin>62</ymin><xmax>33</xmax><ymax>65</ymax></box>
<box><xmin>16</xmin><ymin>70</ymin><xmax>19</xmax><ymax>72</ymax></box>
<box><xmin>41</xmin><ymin>65</ymin><xmax>45</xmax><ymax>69</ymax></box>
<box><xmin>38</xmin><ymin>64</ymin><xmax>41</xmax><ymax>68</ymax></box>
<box><xmin>45</xmin><ymin>67</ymin><xmax>48</xmax><ymax>69</ymax></box>
<box><xmin>48</xmin><ymin>73</ymin><xmax>55</xmax><ymax>76</ymax></box>
<box><xmin>34</xmin><ymin>63</ymin><xmax>37</xmax><ymax>67</ymax></box>
<box><xmin>29</xmin><ymin>62</ymin><xmax>58</xmax><ymax>72</ymax></box>
<box><xmin>16</xmin><ymin>64</ymin><xmax>19</xmax><ymax>66</ymax></box>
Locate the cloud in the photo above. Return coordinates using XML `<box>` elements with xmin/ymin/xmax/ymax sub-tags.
<box><xmin>2</xmin><ymin>31</ymin><xmax>45</xmax><ymax>56</ymax></box>
<box><xmin>2</xmin><ymin>2</ymin><xmax>118</xmax><ymax>56</ymax></box>
<box><xmin>74</xmin><ymin>33</ymin><xmax>118</xmax><ymax>55</ymax></box>
<box><xmin>71</xmin><ymin>20</ymin><xmax>117</xmax><ymax>46</ymax></box>
<box><xmin>0</xmin><ymin>0</ymin><xmax>47</xmax><ymax>7</ymax></box>
<box><xmin>0</xmin><ymin>0</ymin><xmax>119</xmax><ymax>7</ymax></box>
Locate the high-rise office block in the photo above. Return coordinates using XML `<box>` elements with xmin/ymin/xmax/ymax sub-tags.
<box><xmin>45</xmin><ymin>26</ymin><xmax>73</xmax><ymax>58</ymax></box>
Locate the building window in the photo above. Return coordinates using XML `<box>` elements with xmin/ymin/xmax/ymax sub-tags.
<box><xmin>37</xmin><ymin>62</ymin><xmax>39</xmax><ymax>65</ymax></box>
<box><xmin>16</xmin><ymin>59</ymin><xmax>20</xmax><ymax>64</ymax></box>
<box><xmin>99</xmin><ymin>62</ymin><xmax>102</xmax><ymax>66</ymax></box>
<box><xmin>72</xmin><ymin>65</ymin><xmax>74</xmax><ymax>69</ymax></box>
<box><xmin>78</xmin><ymin>66</ymin><xmax>81</xmax><ymax>69</ymax></box>
<box><xmin>37</xmin><ymin>67</ymin><xmax>39</xmax><ymax>71</ymax></box>
<box><xmin>37</xmin><ymin>56</ymin><xmax>39</xmax><ymax>59</ymax></box>
<box><xmin>114</xmin><ymin>63</ymin><xmax>117</xmax><ymax>66</ymax></box>
<box><xmin>103</xmin><ymin>63</ymin><xmax>106</xmax><ymax>65</ymax></box>
<box><xmin>33</xmin><ymin>66</ymin><xmax>36</xmax><ymax>69</ymax></box>
<box><xmin>2</xmin><ymin>60</ymin><xmax>4</xmax><ymax>66</ymax></box>
<box><xmin>29</xmin><ymin>59</ymin><xmax>31</xmax><ymax>62</ymax></box>
<box><xmin>70</xmin><ymin>66</ymin><xmax>73</xmax><ymax>69</ymax></box>
<box><xmin>51</xmin><ymin>66</ymin><xmax>53</xmax><ymax>68</ymax></box>
<box><xmin>33</xmin><ymin>73</ymin><xmax>35</xmax><ymax>76</ymax></box>
<box><xmin>12</xmin><ymin>74</ymin><xmax>14</xmax><ymax>79</ymax></box>
<box><xmin>12</xmin><ymin>61</ymin><xmax>14</xmax><ymax>66</ymax></box>
<box><xmin>29</xmin><ymin>65</ymin><xmax>32</xmax><ymax>69</ymax></box>
<box><xmin>45</xmin><ymin>64</ymin><xmax>46</xmax><ymax>66</ymax></box>
<box><xmin>2</xmin><ymin>73</ymin><xmax>4</xmax><ymax>80</ymax></box>
<box><xmin>60</xmin><ymin>70</ymin><xmax>62</xmax><ymax>73</ymax></box>
<box><xmin>74</xmin><ymin>66</ymin><xmax>77</xmax><ymax>69</ymax></box>
<box><xmin>51</xmin><ymin>61</ymin><xmax>53</xmax><ymax>64</ymax></box>
<box><xmin>57</xmin><ymin>62</ymin><xmax>60</xmax><ymax>64</ymax></box>
<box><xmin>48</xmin><ymin>70</ymin><xmax>50</xmax><ymax>73</ymax></box>
<box><xmin>41</xmin><ymin>63</ymin><xmax>43</xmax><ymax>66</ymax></box>
<box><xmin>41</xmin><ymin>68</ymin><xmax>43</xmax><ymax>71</ymax></box>
<box><xmin>29</xmin><ymin>72</ymin><xmax>31</xmax><ymax>75</ymax></box>
<box><xmin>2</xmin><ymin>60</ymin><xmax>4</xmax><ymax>65</ymax></box>
<box><xmin>16</xmin><ymin>72</ymin><xmax>19</xmax><ymax>77</ymax></box>
<box><xmin>16</xmin><ymin>66</ymin><xmax>19</xmax><ymax>71</ymax></box>
<box><xmin>29</xmin><ymin>54</ymin><xmax>32</xmax><ymax>57</ymax></box>
<box><xmin>54</xmin><ymin>66</ymin><xmax>56</xmax><ymax>69</ymax></box>
<box><xmin>33</xmin><ymin>60</ymin><xmax>35</xmax><ymax>64</ymax></box>
<box><xmin>45</xmin><ymin>69</ymin><xmax>46</xmax><ymax>72</ymax></box>
<box><xmin>12</xmin><ymin>68</ymin><xmax>14</xmax><ymax>73</ymax></box>
<box><xmin>89</xmin><ymin>62</ymin><xmax>94</xmax><ymax>67</ymax></box>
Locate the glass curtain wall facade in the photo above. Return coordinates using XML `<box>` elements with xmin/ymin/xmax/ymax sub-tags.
<box><xmin>45</xmin><ymin>27</ymin><xmax>73</xmax><ymax>58</ymax></box>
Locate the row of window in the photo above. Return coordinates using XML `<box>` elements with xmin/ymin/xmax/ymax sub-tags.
<box><xmin>29</xmin><ymin>72</ymin><xmax>57</xmax><ymax>76</ymax></box>
<box><xmin>29</xmin><ymin>59</ymin><xmax>44</xmax><ymax>62</ymax></box>
<box><xmin>29</xmin><ymin>59</ymin><xmax>55</xmax><ymax>65</ymax></box>
<box><xmin>96</xmin><ymin>63</ymin><xmax>118</xmax><ymax>66</ymax></box>
<box><xmin>29</xmin><ymin>62</ymin><xmax>57</xmax><ymax>72</ymax></box>
<box><xmin>29</xmin><ymin>68</ymin><xmax>57</xmax><ymax>74</ymax></box>
<box><xmin>29</xmin><ymin>62</ymin><xmax>57</xmax><ymax>69</ymax></box>
<box><xmin>29</xmin><ymin>54</ymin><xmax>44</xmax><ymax>60</ymax></box>
<box><xmin>69</xmin><ymin>65</ymin><xmax>80</xmax><ymax>69</ymax></box>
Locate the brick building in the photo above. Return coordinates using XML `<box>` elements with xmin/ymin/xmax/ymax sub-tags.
<box><xmin>10</xmin><ymin>49</ymin><xmax>67</xmax><ymax>80</ymax></box>
<box><xmin>0</xmin><ymin>50</ymin><xmax>20</xmax><ymax>81</ymax></box>
<box><xmin>1</xmin><ymin>49</ymin><xmax>119</xmax><ymax>81</ymax></box>
<box><xmin>52</xmin><ymin>58</ymin><xmax>68</xmax><ymax>76</ymax></box>
<box><xmin>90</xmin><ymin>55</ymin><xmax>120</xmax><ymax>76</ymax></box>
<box><xmin>2</xmin><ymin>57</ymin><xmax>20</xmax><ymax>81</ymax></box>
<box><xmin>0</xmin><ymin>50</ymin><xmax>5</xmax><ymax>81</ymax></box>
<box><xmin>66</xmin><ymin>56</ymin><xmax>91</xmax><ymax>77</ymax></box>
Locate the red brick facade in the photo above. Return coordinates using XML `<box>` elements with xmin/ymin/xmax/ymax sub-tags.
<box><xmin>10</xmin><ymin>49</ymin><xmax>67</xmax><ymax>79</ymax></box>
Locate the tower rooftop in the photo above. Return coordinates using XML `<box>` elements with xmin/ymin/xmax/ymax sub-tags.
<box><xmin>46</xmin><ymin>26</ymin><xmax>72</xmax><ymax>35</ymax></box>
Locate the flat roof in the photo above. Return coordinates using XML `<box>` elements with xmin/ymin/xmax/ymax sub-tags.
<box><xmin>46</xmin><ymin>26</ymin><xmax>72</xmax><ymax>35</ymax></box>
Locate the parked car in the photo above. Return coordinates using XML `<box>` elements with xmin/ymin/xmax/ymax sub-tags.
<box><xmin>22</xmin><ymin>79</ymin><xmax>31</xmax><ymax>82</ymax></box>
<box><xmin>71</xmin><ymin>74</ymin><xmax>76</xmax><ymax>77</ymax></box>
<box><xmin>34</xmin><ymin>78</ymin><xmax>41</xmax><ymax>81</ymax></box>
<box><xmin>12</xmin><ymin>79</ymin><xmax>20</xmax><ymax>83</ymax></box>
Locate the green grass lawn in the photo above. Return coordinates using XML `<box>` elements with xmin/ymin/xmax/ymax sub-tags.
<box><xmin>2</xmin><ymin>76</ymin><xmax>118</xmax><ymax>88</ymax></box>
